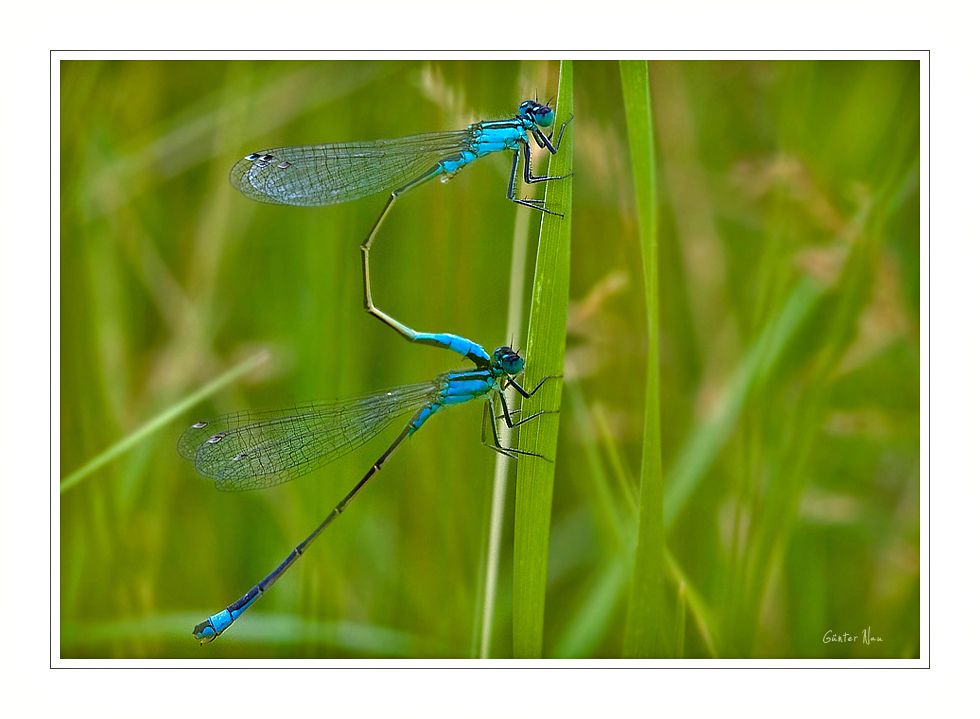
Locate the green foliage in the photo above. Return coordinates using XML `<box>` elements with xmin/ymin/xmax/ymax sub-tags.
<box><xmin>512</xmin><ymin>60</ymin><xmax>573</xmax><ymax>658</ymax></box>
<box><xmin>61</xmin><ymin>59</ymin><xmax>919</xmax><ymax>658</ymax></box>
<box><xmin>618</xmin><ymin>60</ymin><xmax>666</xmax><ymax>657</ymax></box>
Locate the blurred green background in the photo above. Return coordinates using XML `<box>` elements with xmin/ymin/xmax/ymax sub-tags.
<box><xmin>60</xmin><ymin>59</ymin><xmax>920</xmax><ymax>659</ymax></box>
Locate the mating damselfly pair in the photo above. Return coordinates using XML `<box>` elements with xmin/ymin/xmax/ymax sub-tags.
<box><xmin>179</xmin><ymin>99</ymin><xmax>571</xmax><ymax>643</ymax></box>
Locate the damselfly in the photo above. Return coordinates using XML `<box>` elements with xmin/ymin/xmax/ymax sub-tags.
<box><xmin>231</xmin><ymin>99</ymin><xmax>571</xmax><ymax>300</ymax></box>
<box><xmin>180</xmin><ymin>330</ymin><xmax>554</xmax><ymax>644</ymax></box>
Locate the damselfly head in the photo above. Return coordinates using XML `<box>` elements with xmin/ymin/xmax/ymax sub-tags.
<box><xmin>494</xmin><ymin>346</ymin><xmax>525</xmax><ymax>376</ymax></box>
<box><xmin>518</xmin><ymin>100</ymin><xmax>555</xmax><ymax>128</ymax></box>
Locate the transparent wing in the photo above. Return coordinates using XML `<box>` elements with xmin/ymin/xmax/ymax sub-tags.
<box><xmin>178</xmin><ymin>379</ymin><xmax>445</xmax><ymax>491</ymax></box>
<box><xmin>230</xmin><ymin>129</ymin><xmax>475</xmax><ymax>206</ymax></box>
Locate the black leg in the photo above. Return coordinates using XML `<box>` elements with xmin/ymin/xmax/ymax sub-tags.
<box><xmin>481</xmin><ymin>397</ymin><xmax>549</xmax><ymax>459</ymax></box>
<box><xmin>522</xmin><ymin>136</ymin><xmax>571</xmax><ymax>185</ymax></box>
<box><xmin>483</xmin><ymin>400</ymin><xmax>531</xmax><ymax>459</ymax></box>
<box><xmin>533</xmin><ymin>114</ymin><xmax>573</xmax><ymax>152</ymax></box>
<box><xmin>503</xmin><ymin>144</ymin><xmax>565</xmax><ymax>216</ymax></box>
<box><xmin>498</xmin><ymin>385</ymin><xmax>558</xmax><ymax>428</ymax></box>
<box><xmin>507</xmin><ymin>374</ymin><xmax>562</xmax><ymax>400</ymax></box>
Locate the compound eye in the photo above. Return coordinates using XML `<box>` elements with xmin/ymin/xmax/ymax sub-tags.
<box><xmin>535</xmin><ymin>105</ymin><xmax>555</xmax><ymax>128</ymax></box>
<box><xmin>495</xmin><ymin>346</ymin><xmax>525</xmax><ymax>375</ymax></box>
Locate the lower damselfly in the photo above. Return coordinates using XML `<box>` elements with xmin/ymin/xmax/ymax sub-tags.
<box><xmin>180</xmin><ymin>326</ymin><xmax>555</xmax><ymax>644</ymax></box>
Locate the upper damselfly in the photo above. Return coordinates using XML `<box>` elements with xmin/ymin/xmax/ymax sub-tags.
<box><xmin>231</xmin><ymin>99</ymin><xmax>572</xmax><ymax>306</ymax></box>
<box><xmin>231</xmin><ymin>98</ymin><xmax>571</xmax><ymax>215</ymax></box>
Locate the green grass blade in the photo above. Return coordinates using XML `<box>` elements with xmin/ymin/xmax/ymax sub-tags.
<box><xmin>552</xmin><ymin>552</ymin><xmax>632</xmax><ymax>658</ymax></box>
<box><xmin>619</xmin><ymin>60</ymin><xmax>667</xmax><ymax>657</ymax></box>
<box><xmin>477</xmin><ymin>122</ymin><xmax>537</xmax><ymax>660</ymax></box>
<box><xmin>512</xmin><ymin>60</ymin><xmax>573</xmax><ymax>658</ymax></box>
<box><xmin>666</xmin><ymin>549</ymin><xmax>719</xmax><ymax>657</ymax></box>
<box><xmin>60</xmin><ymin>351</ymin><xmax>269</xmax><ymax>493</ymax></box>
<box><xmin>674</xmin><ymin>581</ymin><xmax>687</xmax><ymax>659</ymax></box>
<box><xmin>663</xmin><ymin>279</ymin><xmax>822</xmax><ymax>527</ymax></box>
